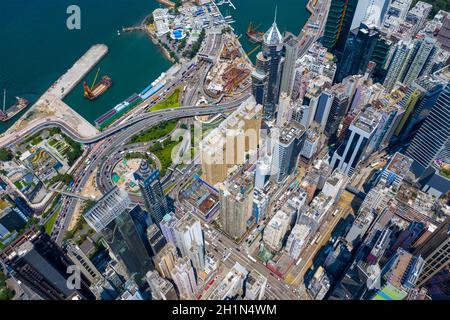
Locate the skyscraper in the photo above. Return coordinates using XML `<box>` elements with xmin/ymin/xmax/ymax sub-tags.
<box><xmin>271</xmin><ymin>123</ymin><xmax>306</xmax><ymax>183</ymax></box>
<box><xmin>252</xmin><ymin>52</ymin><xmax>269</xmax><ymax>106</ymax></box>
<box><xmin>279</xmin><ymin>32</ymin><xmax>300</xmax><ymax>97</ymax></box>
<box><xmin>173</xmin><ymin>214</ymin><xmax>205</xmax><ymax>272</ymax></box>
<box><xmin>414</xmin><ymin>217</ymin><xmax>449</xmax><ymax>288</ymax></box>
<box><xmin>146</xmin><ymin>270</ymin><xmax>178</xmax><ymax>300</ymax></box>
<box><xmin>402</xmin><ymin>37</ymin><xmax>438</xmax><ymax>86</ymax></box>
<box><xmin>147</xmin><ymin>224</ymin><xmax>167</xmax><ymax>256</ymax></box>
<box><xmin>84</xmin><ymin>187</ymin><xmax>154</xmax><ymax>284</ymax></box>
<box><xmin>406</xmin><ymin>82</ymin><xmax>450</xmax><ymax>174</ymax></box>
<box><xmin>218</xmin><ymin>171</ymin><xmax>254</xmax><ymax>240</ymax></box>
<box><xmin>261</xmin><ymin>10</ymin><xmax>284</xmax><ymax>120</ymax></box>
<box><xmin>330</xmin><ymin>108</ymin><xmax>380</xmax><ymax>176</ymax></box>
<box><xmin>324</xmin><ymin>85</ymin><xmax>350</xmax><ymax>138</ymax></box>
<box><xmin>170</xmin><ymin>257</ymin><xmax>197</xmax><ymax>300</ymax></box>
<box><xmin>322</xmin><ymin>0</ymin><xmax>358</xmax><ymax>54</ymax></box>
<box><xmin>154</xmin><ymin>243</ymin><xmax>178</xmax><ymax>279</ymax></box>
<box><xmin>0</xmin><ymin>229</ymin><xmax>95</xmax><ymax>300</ymax></box>
<box><xmin>335</xmin><ymin>23</ymin><xmax>380</xmax><ymax>83</ymax></box>
<box><xmin>134</xmin><ymin>160</ymin><xmax>169</xmax><ymax>226</ymax></box>
<box><xmin>383</xmin><ymin>40</ymin><xmax>418</xmax><ymax>91</ymax></box>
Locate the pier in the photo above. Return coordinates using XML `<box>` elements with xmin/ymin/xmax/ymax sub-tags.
<box><xmin>45</xmin><ymin>44</ymin><xmax>109</xmax><ymax>100</ymax></box>
<box><xmin>122</xmin><ymin>26</ymin><xmax>145</xmax><ymax>33</ymax></box>
<box><xmin>0</xmin><ymin>45</ymin><xmax>107</xmax><ymax>147</ymax></box>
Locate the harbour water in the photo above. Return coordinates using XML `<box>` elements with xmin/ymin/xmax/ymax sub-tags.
<box><xmin>0</xmin><ymin>0</ymin><xmax>309</xmax><ymax>133</ymax></box>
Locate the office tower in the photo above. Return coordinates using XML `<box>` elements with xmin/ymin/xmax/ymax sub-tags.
<box><xmin>370</xmin><ymin>36</ymin><xmax>392</xmax><ymax>81</ymax></box>
<box><xmin>271</xmin><ymin>123</ymin><xmax>306</xmax><ymax>183</ymax></box>
<box><xmin>261</xmin><ymin>12</ymin><xmax>284</xmax><ymax>120</ymax></box>
<box><xmin>134</xmin><ymin>161</ymin><xmax>169</xmax><ymax>225</ymax></box>
<box><xmin>285</xmin><ymin>224</ymin><xmax>311</xmax><ymax>260</ymax></box>
<box><xmin>65</xmin><ymin>240</ymin><xmax>103</xmax><ymax>285</ymax></box>
<box><xmin>383</xmin><ymin>40</ymin><xmax>418</xmax><ymax>91</ymax></box>
<box><xmin>330</xmin><ymin>108</ymin><xmax>380</xmax><ymax>176</ymax></box>
<box><xmin>397</xmin><ymin>76</ymin><xmax>444</xmax><ymax>138</ymax></box>
<box><xmin>406</xmin><ymin>83</ymin><xmax>450</xmax><ymax>173</ymax></box>
<box><xmin>314</xmin><ymin>90</ymin><xmax>334</xmax><ymax>130</ymax></box>
<box><xmin>252</xmin><ymin>52</ymin><xmax>269</xmax><ymax>105</ymax></box>
<box><xmin>437</xmin><ymin>16</ymin><xmax>450</xmax><ymax>52</ymax></box>
<box><xmin>245</xmin><ymin>271</ymin><xmax>267</xmax><ymax>300</ymax></box>
<box><xmin>218</xmin><ymin>171</ymin><xmax>254</xmax><ymax>240</ymax></box>
<box><xmin>208</xmin><ymin>262</ymin><xmax>248</xmax><ymax>300</ymax></box>
<box><xmin>200</xmin><ymin>97</ymin><xmax>262</xmax><ymax>186</ymax></box>
<box><xmin>292</xmin><ymin>104</ymin><xmax>314</xmax><ymax>128</ymax></box>
<box><xmin>252</xmin><ymin>188</ymin><xmax>270</xmax><ymax>223</ymax></box>
<box><xmin>263</xmin><ymin>210</ymin><xmax>290</xmax><ymax>251</ymax></box>
<box><xmin>84</xmin><ymin>188</ymin><xmax>153</xmax><ymax>284</ymax></box>
<box><xmin>322</xmin><ymin>0</ymin><xmax>358</xmax><ymax>54</ymax></box>
<box><xmin>324</xmin><ymin>85</ymin><xmax>349</xmax><ymax>138</ymax></box>
<box><xmin>154</xmin><ymin>243</ymin><xmax>178</xmax><ymax>279</ymax></box>
<box><xmin>350</xmin><ymin>0</ymin><xmax>389</xmax><ymax>30</ymax></box>
<box><xmin>170</xmin><ymin>257</ymin><xmax>197</xmax><ymax>300</ymax></box>
<box><xmin>159</xmin><ymin>212</ymin><xmax>179</xmax><ymax>247</ymax></box>
<box><xmin>335</xmin><ymin>23</ymin><xmax>380</xmax><ymax>83</ymax></box>
<box><xmin>146</xmin><ymin>270</ymin><xmax>178</xmax><ymax>300</ymax></box>
<box><xmin>0</xmin><ymin>229</ymin><xmax>95</xmax><ymax>300</ymax></box>
<box><xmin>174</xmin><ymin>214</ymin><xmax>205</xmax><ymax>272</ymax></box>
<box><xmin>277</xmin><ymin>92</ymin><xmax>294</xmax><ymax>127</ymax></box>
<box><xmin>301</xmin><ymin>128</ymin><xmax>320</xmax><ymax>160</ymax></box>
<box><xmin>280</xmin><ymin>32</ymin><xmax>300</xmax><ymax>97</ymax></box>
<box><xmin>403</xmin><ymin>37</ymin><xmax>438</xmax><ymax>86</ymax></box>
<box><xmin>254</xmin><ymin>156</ymin><xmax>271</xmax><ymax>190</ymax></box>
<box><xmin>147</xmin><ymin>224</ymin><xmax>167</xmax><ymax>256</ymax></box>
<box><xmin>372</xmin><ymin>248</ymin><xmax>424</xmax><ymax>300</ymax></box>
<box><xmin>414</xmin><ymin>217</ymin><xmax>450</xmax><ymax>287</ymax></box>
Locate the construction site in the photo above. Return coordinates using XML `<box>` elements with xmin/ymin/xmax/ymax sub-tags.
<box><xmin>203</xmin><ymin>33</ymin><xmax>255</xmax><ymax>99</ymax></box>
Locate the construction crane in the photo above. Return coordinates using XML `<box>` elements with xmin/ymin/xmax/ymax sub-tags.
<box><xmin>246</xmin><ymin>45</ymin><xmax>260</xmax><ymax>58</ymax></box>
<box><xmin>83</xmin><ymin>68</ymin><xmax>100</xmax><ymax>99</ymax></box>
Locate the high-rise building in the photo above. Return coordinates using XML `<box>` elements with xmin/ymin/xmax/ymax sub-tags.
<box><xmin>314</xmin><ymin>90</ymin><xmax>334</xmax><ymax>130</ymax></box>
<box><xmin>254</xmin><ymin>156</ymin><xmax>271</xmax><ymax>190</ymax></box>
<box><xmin>396</xmin><ymin>76</ymin><xmax>444</xmax><ymax>138</ymax></box>
<box><xmin>280</xmin><ymin>32</ymin><xmax>300</xmax><ymax>97</ymax></box>
<box><xmin>263</xmin><ymin>210</ymin><xmax>290</xmax><ymax>251</ymax></box>
<box><xmin>0</xmin><ymin>229</ymin><xmax>95</xmax><ymax>300</ymax></box>
<box><xmin>335</xmin><ymin>23</ymin><xmax>380</xmax><ymax>83</ymax></box>
<box><xmin>170</xmin><ymin>257</ymin><xmax>197</xmax><ymax>300</ymax></box>
<box><xmin>147</xmin><ymin>224</ymin><xmax>167</xmax><ymax>256</ymax></box>
<box><xmin>325</xmin><ymin>85</ymin><xmax>350</xmax><ymax>138</ymax></box>
<box><xmin>350</xmin><ymin>0</ymin><xmax>390</xmax><ymax>30</ymax></box>
<box><xmin>200</xmin><ymin>97</ymin><xmax>262</xmax><ymax>186</ymax></box>
<box><xmin>261</xmin><ymin>12</ymin><xmax>284</xmax><ymax>120</ymax></box>
<box><xmin>405</xmin><ymin>1</ymin><xmax>433</xmax><ymax>36</ymax></box>
<box><xmin>252</xmin><ymin>188</ymin><xmax>270</xmax><ymax>223</ymax></box>
<box><xmin>84</xmin><ymin>188</ymin><xmax>153</xmax><ymax>284</ymax></box>
<box><xmin>383</xmin><ymin>40</ymin><xmax>418</xmax><ymax>91</ymax></box>
<box><xmin>252</xmin><ymin>52</ymin><xmax>269</xmax><ymax>105</ymax></box>
<box><xmin>437</xmin><ymin>16</ymin><xmax>450</xmax><ymax>52</ymax></box>
<box><xmin>146</xmin><ymin>270</ymin><xmax>178</xmax><ymax>300</ymax></box>
<box><xmin>322</xmin><ymin>0</ymin><xmax>359</xmax><ymax>54</ymax></box>
<box><xmin>208</xmin><ymin>262</ymin><xmax>248</xmax><ymax>300</ymax></box>
<box><xmin>244</xmin><ymin>271</ymin><xmax>267</xmax><ymax>300</ymax></box>
<box><xmin>406</xmin><ymin>83</ymin><xmax>450</xmax><ymax>174</ymax></box>
<box><xmin>330</xmin><ymin>108</ymin><xmax>380</xmax><ymax>176</ymax></box>
<box><xmin>414</xmin><ymin>217</ymin><xmax>450</xmax><ymax>287</ymax></box>
<box><xmin>134</xmin><ymin>161</ymin><xmax>169</xmax><ymax>226</ymax></box>
<box><xmin>65</xmin><ymin>240</ymin><xmax>103</xmax><ymax>285</ymax></box>
<box><xmin>159</xmin><ymin>212</ymin><xmax>179</xmax><ymax>247</ymax></box>
<box><xmin>173</xmin><ymin>214</ymin><xmax>205</xmax><ymax>272</ymax></box>
<box><xmin>271</xmin><ymin>123</ymin><xmax>306</xmax><ymax>183</ymax></box>
<box><xmin>218</xmin><ymin>171</ymin><xmax>254</xmax><ymax>240</ymax></box>
<box><xmin>403</xmin><ymin>37</ymin><xmax>438</xmax><ymax>86</ymax></box>
<box><xmin>154</xmin><ymin>243</ymin><xmax>178</xmax><ymax>279</ymax></box>
<box><xmin>285</xmin><ymin>224</ymin><xmax>311</xmax><ymax>260</ymax></box>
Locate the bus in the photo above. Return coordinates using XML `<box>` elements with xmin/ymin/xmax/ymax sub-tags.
<box><xmin>247</xmin><ymin>255</ymin><xmax>257</xmax><ymax>263</ymax></box>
